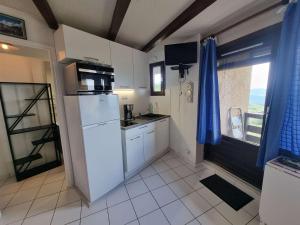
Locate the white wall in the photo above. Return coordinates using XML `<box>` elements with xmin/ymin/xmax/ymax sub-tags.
<box><xmin>217</xmin><ymin>7</ymin><xmax>283</xmax><ymax>45</ymax></box>
<box><xmin>0</xmin><ymin>4</ymin><xmax>74</xmax><ymax>186</ymax></box>
<box><xmin>148</xmin><ymin>35</ymin><xmax>201</xmax><ymax>165</ymax></box>
<box><xmin>114</xmin><ymin>89</ymin><xmax>150</xmax><ymax>119</ymax></box>
<box><xmin>0</xmin><ymin>4</ymin><xmax>54</xmax><ymax>46</ymax></box>
<box><xmin>147</xmin><ymin>8</ymin><xmax>283</xmax><ymax>165</ymax></box>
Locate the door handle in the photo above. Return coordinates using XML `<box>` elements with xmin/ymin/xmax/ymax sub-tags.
<box><xmin>83</xmin><ymin>56</ymin><xmax>99</xmax><ymax>62</ymax></box>
<box><xmin>130</xmin><ymin>136</ymin><xmax>141</xmax><ymax>141</ymax></box>
<box><xmin>82</xmin><ymin>123</ymin><xmax>106</xmax><ymax>129</ymax></box>
<box><xmin>139</xmin><ymin>126</ymin><xmax>148</xmax><ymax>129</ymax></box>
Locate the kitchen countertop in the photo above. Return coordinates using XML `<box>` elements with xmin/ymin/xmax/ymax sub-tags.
<box><xmin>121</xmin><ymin>114</ymin><xmax>170</xmax><ymax>130</ymax></box>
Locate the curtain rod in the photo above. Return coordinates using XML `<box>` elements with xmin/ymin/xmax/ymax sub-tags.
<box><xmin>201</xmin><ymin>0</ymin><xmax>288</xmax><ymax>42</ymax></box>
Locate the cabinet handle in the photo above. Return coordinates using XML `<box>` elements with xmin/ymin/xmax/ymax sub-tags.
<box><xmin>83</xmin><ymin>122</ymin><xmax>106</xmax><ymax>129</ymax></box>
<box><xmin>83</xmin><ymin>56</ymin><xmax>99</xmax><ymax>62</ymax></box>
<box><xmin>139</xmin><ymin>126</ymin><xmax>148</xmax><ymax>129</ymax></box>
<box><xmin>119</xmin><ymin>85</ymin><xmax>130</xmax><ymax>88</ymax></box>
<box><xmin>130</xmin><ymin>136</ymin><xmax>141</xmax><ymax>141</ymax></box>
<box><xmin>147</xmin><ymin>130</ymin><xmax>154</xmax><ymax>134</ymax></box>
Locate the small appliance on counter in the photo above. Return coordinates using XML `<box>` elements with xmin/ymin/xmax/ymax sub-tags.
<box><xmin>64</xmin><ymin>61</ymin><xmax>115</xmax><ymax>95</ymax></box>
<box><xmin>123</xmin><ymin>104</ymin><xmax>134</xmax><ymax>121</ymax></box>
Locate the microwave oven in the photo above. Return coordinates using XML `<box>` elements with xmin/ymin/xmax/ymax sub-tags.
<box><xmin>64</xmin><ymin>62</ymin><xmax>115</xmax><ymax>95</ymax></box>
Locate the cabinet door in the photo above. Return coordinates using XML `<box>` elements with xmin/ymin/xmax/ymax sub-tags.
<box><xmin>126</xmin><ymin>134</ymin><xmax>144</xmax><ymax>173</ymax></box>
<box><xmin>110</xmin><ymin>42</ymin><xmax>134</xmax><ymax>89</ymax></box>
<box><xmin>133</xmin><ymin>49</ymin><xmax>148</xmax><ymax>88</ymax></box>
<box><xmin>143</xmin><ymin>129</ymin><xmax>156</xmax><ymax>162</ymax></box>
<box><xmin>156</xmin><ymin>118</ymin><xmax>169</xmax><ymax>154</ymax></box>
<box><xmin>55</xmin><ymin>25</ymin><xmax>111</xmax><ymax>65</ymax></box>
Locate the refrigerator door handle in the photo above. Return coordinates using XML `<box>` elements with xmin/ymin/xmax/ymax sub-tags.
<box><xmin>82</xmin><ymin>123</ymin><xmax>106</xmax><ymax>129</ymax></box>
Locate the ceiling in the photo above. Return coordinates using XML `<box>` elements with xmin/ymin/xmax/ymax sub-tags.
<box><xmin>0</xmin><ymin>0</ymin><xmax>280</xmax><ymax>50</ymax></box>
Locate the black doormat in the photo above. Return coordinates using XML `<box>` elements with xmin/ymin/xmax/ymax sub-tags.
<box><xmin>200</xmin><ymin>174</ymin><xmax>253</xmax><ymax>210</ymax></box>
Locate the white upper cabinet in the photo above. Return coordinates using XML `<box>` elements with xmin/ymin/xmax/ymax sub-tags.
<box><xmin>133</xmin><ymin>49</ymin><xmax>149</xmax><ymax>88</ymax></box>
<box><xmin>110</xmin><ymin>41</ymin><xmax>134</xmax><ymax>89</ymax></box>
<box><xmin>54</xmin><ymin>25</ymin><xmax>111</xmax><ymax>65</ymax></box>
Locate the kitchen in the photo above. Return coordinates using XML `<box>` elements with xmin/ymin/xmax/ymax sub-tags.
<box><xmin>0</xmin><ymin>1</ymin><xmax>299</xmax><ymax>225</ymax></box>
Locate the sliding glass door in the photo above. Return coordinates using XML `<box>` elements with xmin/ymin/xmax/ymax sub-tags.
<box><xmin>218</xmin><ymin>62</ymin><xmax>270</xmax><ymax>145</ymax></box>
<box><xmin>204</xmin><ymin>24</ymin><xmax>281</xmax><ymax>188</ymax></box>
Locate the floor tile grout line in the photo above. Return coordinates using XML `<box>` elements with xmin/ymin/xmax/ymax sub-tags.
<box><xmin>245</xmin><ymin>213</ymin><xmax>260</xmax><ymax>225</ymax></box>
<box><xmin>10</xmin><ymin>174</ymin><xmax>48</xmax><ymax>225</ymax></box>
<box><xmin>213</xmin><ymin>204</ymin><xmax>236</xmax><ymax>225</ymax></box>
<box><xmin>2</xmin><ymin>159</ymin><xmax>259</xmax><ymax>225</ymax></box>
<box><xmin>49</xmin><ymin>176</ymin><xmax>66</xmax><ymax>225</ymax></box>
<box><xmin>155</xmin><ymin>166</ymin><xmax>215</xmax><ymax>224</ymax></box>
<box><xmin>2</xmin><ymin>175</ymin><xmax>65</xmax><ymax>211</ymax></box>
<box><xmin>131</xmin><ymin>162</ymin><xmax>213</xmax><ymax>225</ymax></box>
<box><xmin>79</xmin><ymin>200</ymin><xmax>83</xmax><ymax>225</ymax></box>
<box><xmin>123</xmin><ymin>180</ymin><xmax>142</xmax><ymax>225</ymax></box>
<box><xmin>142</xmin><ymin>175</ymin><xmax>172</xmax><ymax>225</ymax></box>
<box><xmin>1</xmin><ymin>168</ymin><xmax>66</xmax><ymax>224</ymax></box>
<box><xmin>22</xmin><ymin>174</ymin><xmax>48</xmax><ymax>224</ymax></box>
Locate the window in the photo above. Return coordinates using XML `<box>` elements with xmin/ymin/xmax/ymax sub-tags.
<box><xmin>150</xmin><ymin>61</ymin><xmax>165</xmax><ymax>96</ymax></box>
<box><xmin>217</xmin><ymin>23</ymin><xmax>281</xmax><ymax>146</ymax></box>
<box><xmin>218</xmin><ymin>63</ymin><xmax>270</xmax><ymax>145</ymax></box>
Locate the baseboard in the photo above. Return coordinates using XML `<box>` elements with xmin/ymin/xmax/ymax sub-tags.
<box><xmin>124</xmin><ymin>148</ymin><xmax>171</xmax><ymax>180</ymax></box>
<box><xmin>169</xmin><ymin>148</ymin><xmax>201</xmax><ymax>168</ymax></box>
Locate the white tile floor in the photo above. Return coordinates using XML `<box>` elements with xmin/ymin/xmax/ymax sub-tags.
<box><xmin>0</xmin><ymin>152</ymin><xmax>261</xmax><ymax>225</ymax></box>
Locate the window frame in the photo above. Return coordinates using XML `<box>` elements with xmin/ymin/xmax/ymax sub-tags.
<box><xmin>149</xmin><ymin>61</ymin><xmax>166</xmax><ymax>96</ymax></box>
<box><xmin>204</xmin><ymin>23</ymin><xmax>282</xmax><ymax>189</ymax></box>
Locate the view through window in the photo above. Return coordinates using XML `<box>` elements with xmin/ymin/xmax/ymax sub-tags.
<box><xmin>218</xmin><ymin>62</ymin><xmax>270</xmax><ymax>145</ymax></box>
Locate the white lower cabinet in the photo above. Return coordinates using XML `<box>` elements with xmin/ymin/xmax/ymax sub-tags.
<box><xmin>156</xmin><ymin>118</ymin><xmax>170</xmax><ymax>155</ymax></box>
<box><xmin>143</xmin><ymin>129</ymin><xmax>156</xmax><ymax>162</ymax></box>
<box><xmin>125</xmin><ymin>134</ymin><xmax>144</xmax><ymax>173</ymax></box>
<box><xmin>122</xmin><ymin>118</ymin><xmax>169</xmax><ymax>176</ymax></box>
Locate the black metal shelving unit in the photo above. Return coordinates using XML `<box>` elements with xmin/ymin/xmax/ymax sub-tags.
<box><xmin>0</xmin><ymin>82</ymin><xmax>62</xmax><ymax>181</ymax></box>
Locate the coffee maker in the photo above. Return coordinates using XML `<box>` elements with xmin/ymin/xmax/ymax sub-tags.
<box><xmin>123</xmin><ymin>104</ymin><xmax>134</xmax><ymax>121</ymax></box>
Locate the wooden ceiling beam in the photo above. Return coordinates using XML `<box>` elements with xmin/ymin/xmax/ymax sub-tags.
<box><xmin>141</xmin><ymin>0</ymin><xmax>216</xmax><ymax>52</ymax></box>
<box><xmin>32</xmin><ymin>0</ymin><xmax>58</xmax><ymax>30</ymax></box>
<box><xmin>107</xmin><ymin>0</ymin><xmax>131</xmax><ymax>41</ymax></box>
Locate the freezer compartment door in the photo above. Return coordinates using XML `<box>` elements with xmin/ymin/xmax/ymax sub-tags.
<box><xmin>79</xmin><ymin>94</ymin><xmax>120</xmax><ymax>126</ymax></box>
<box><xmin>82</xmin><ymin>120</ymin><xmax>124</xmax><ymax>202</ymax></box>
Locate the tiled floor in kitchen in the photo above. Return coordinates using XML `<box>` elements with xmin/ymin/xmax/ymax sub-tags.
<box><xmin>0</xmin><ymin>152</ymin><xmax>261</xmax><ymax>225</ymax></box>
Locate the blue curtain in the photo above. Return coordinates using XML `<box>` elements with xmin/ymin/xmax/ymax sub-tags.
<box><xmin>257</xmin><ymin>1</ymin><xmax>300</xmax><ymax>167</ymax></box>
<box><xmin>197</xmin><ymin>38</ymin><xmax>221</xmax><ymax>145</ymax></box>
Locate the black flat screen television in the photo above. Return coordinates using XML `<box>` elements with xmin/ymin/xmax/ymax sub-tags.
<box><xmin>164</xmin><ymin>42</ymin><xmax>197</xmax><ymax>66</ymax></box>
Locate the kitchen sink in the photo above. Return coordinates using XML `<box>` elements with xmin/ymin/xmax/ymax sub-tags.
<box><xmin>137</xmin><ymin>113</ymin><xmax>165</xmax><ymax>120</ymax></box>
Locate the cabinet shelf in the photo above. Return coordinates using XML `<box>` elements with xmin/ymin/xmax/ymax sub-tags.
<box><xmin>14</xmin><ymin>153</ymin><xmax>42</xmax><ymax>165</ymax></box>
<box><xmin>24</xmin><ymin>98</ymin><xmax>52</xmax><ymax>101</ymax></box>
<box><xmin>32</xmin><ymin>137</ymin><xmax>55</xmax><ymax>145</ymax></box>
<box><xmin>0</xmin><ymin>82</ymin><xmax>62</xmax><ymax>181</ymax></box>
<box><xmin>9</xmin><ymin>124</ymin><xmax>56</xmax><ymax>135</ymax></box>
<box><xmin>6</xmin><ymin>113</ymin><xmax>35</xmax><ymax>118</ymax></box>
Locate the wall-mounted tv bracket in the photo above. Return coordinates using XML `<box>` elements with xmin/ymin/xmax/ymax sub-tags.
<box><xmin>170</xmin><ymin>63</ymin><xmax>193</xmax><ymax>78</ymax></box>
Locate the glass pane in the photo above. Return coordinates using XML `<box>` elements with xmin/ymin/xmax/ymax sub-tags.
<box><xmin>218</xmin><ymin>62</ymin><xmax>270</xmax><ymax>145</ymax></box>
<box><xmin>153</xmin><ymin>66</ymin><xmax>162</xmax><ymax>92</ymax></box>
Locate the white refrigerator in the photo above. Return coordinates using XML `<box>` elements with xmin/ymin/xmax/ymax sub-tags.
<box><xmin>64</xmin><ymin>94</ymin><xmax>124</xmax><ymax>203</ymax></box>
